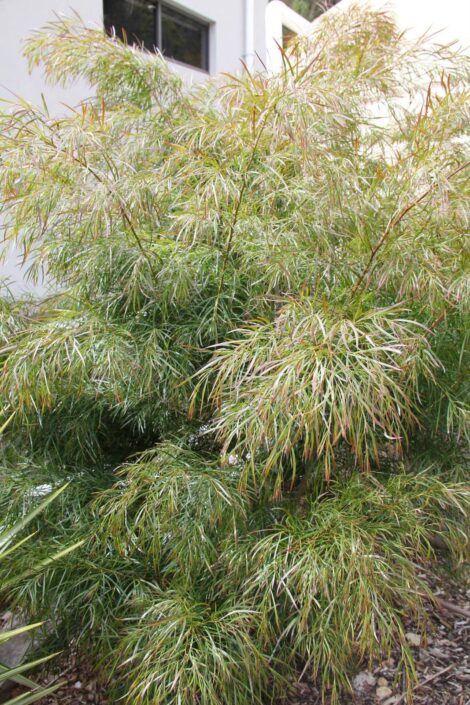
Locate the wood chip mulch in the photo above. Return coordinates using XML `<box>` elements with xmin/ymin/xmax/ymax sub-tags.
<box><xmin>282</xmin><ymin>566</ymin><xmax>470</xmax><ymax>705</ymax></box>
<box><xmin>6</xmin><ymin>566</ymin><xmax>470</xmax><ymax>705</ymax></box>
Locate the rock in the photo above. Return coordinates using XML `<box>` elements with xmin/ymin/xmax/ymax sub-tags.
<box><xmin>377</xmin><ymin>676</ymin><xmax>389</xmax><ymax>687</ymax></box>
<box><xmin>383</xmin><ymin>697</ymin><xmax>399</xmax><ymax>705</ymax></box>
<box><xmin>405</xmin><ymin>631</ymin><xmax>422</xmax><ymax>647</ymax></box>
<box><xmin>0</xmin><ymin>611</ymin><xmax>33</xmax><ymax>694</ymax></box>
<box><xmin>376</xmin><ymin>685</ymin><xmax>393</xmax><ymax>700</ymax></box>
<box><xmin>74</xmin><ymin>680</ymin><xmax>83</xmax><ymax>689</ymax></box>
<box><xmin>352</xmin><ymin>670</ymin><xmax>376</xmax><ymax>693</ymax></box>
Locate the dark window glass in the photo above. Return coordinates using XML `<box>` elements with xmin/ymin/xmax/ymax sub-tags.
<box><xmin>160</xmin><ymin>5</ymin><xmax>209</xmax><ymax>71</ymax></box>
<box><xmin>104</xmin><ymin>0</ymin><xmax>155</xmax><ymax>49</ymax></box>
<box><xmin>103</xmin><ymin>1</ymin><xmax>210</xmax><ymax>71</ymax></box>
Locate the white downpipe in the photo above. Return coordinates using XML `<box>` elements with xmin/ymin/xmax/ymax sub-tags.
<box><xmin>265</xmin><ymin>0</ymin><xmax>312</xmax><ymax>73</ymax></box>
<box><xmin>244</xmin><ymin>0</ymin><xmax>255</xmax><ymax>71</ymax></box>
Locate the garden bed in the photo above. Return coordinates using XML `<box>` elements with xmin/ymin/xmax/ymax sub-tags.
<box><xmin>6</xmin><ymin>566</ymin><xmax>467</xmax><ymax>705</ymax></box>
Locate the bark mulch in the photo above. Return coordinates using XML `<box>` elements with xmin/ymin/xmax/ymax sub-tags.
<box><xmin>8</xmin><ymin>565</ymin><xmax>469</xmax><ymax>705</ymax></box>
<box><xmin>282</xmin><ymin>566</ymin><xmax>470</xmax><ymax>705</ymax></box>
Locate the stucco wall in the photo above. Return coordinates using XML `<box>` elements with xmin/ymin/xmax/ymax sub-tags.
<box><xmin>331</xmin><ymin>0</ymin><xmax>470</xmax><ymax>50</ymax></box>
<box><xmin>165</xmin><ymin>0</ymin><xmax>267</xmax><ymax>75</ymax></box>
<box><xmin>0</xmin><ymin>0</ymin><xmax>101</xmax><ymax>295</ymax></box>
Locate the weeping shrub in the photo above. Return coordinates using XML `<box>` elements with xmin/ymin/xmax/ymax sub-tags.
<box><xmin>0</xmin><ymin>6</ymin><xmax>469</xmax><ymax>703</ymax></box>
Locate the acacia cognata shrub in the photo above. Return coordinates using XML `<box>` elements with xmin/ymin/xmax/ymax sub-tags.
<box><xmin>0</xmin><ymin>6</ymin><xmax>469</xmax><ymax>703</ymax></box>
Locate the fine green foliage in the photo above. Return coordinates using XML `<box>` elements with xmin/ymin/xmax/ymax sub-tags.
<box><xmin>117</xmin><ymin>590</ymin><xmax>278</xmax><ymax>705</ymax></box>
<box><xmin>25</xmin><ymin>14</ymin><xmax>182</xmax><ymax>109</ymax></box>
<box><xmin>196</xmin><ymin>302</ymin><xmax>437</xmax><ymax>483</ymax></box>
<box><xmin>97</xmin><ymin>443</ymin><xmax>249</xmax><ymax>575</ymax></box>
<box><xmin>0</xmin><ymin>6</ymin><xmax>469</xmax><ymax>704</ymax></box>
<box><xmin>223</xmin><ymin>473</ymin><xmax>468</xmax><ymax>701</ymax></box>
<box><xmin>0</xmin><ymin>485</ymin><xmax>81</xmax><ymax>705</ymax></box>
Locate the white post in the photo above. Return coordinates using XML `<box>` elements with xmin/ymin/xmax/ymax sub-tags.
<box><xmin>244</xmin><ymin>0</ymin><xmax>255</xmax><ymax>71</ymax></box>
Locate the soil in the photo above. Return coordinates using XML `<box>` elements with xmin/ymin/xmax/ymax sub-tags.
<box><xmin>6</xmin><ymin>565</ymin><xmax>470</xmax><ymax>705</ymax></box>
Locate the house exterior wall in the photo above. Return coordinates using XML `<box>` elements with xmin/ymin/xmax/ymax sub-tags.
<box><xmin>166</xmin><ymin>0</ymin><xmax>267</xmax><ymax>76</ymax></box>
<box><xmin>0</xmin><ymin>0</ymin><xmax>269</xmax><ymax>104</ymax></box>
<box><xmin>0</xmin><ymin>0</ymin><xmax>100</xmax><ymax>295</ymax></box>
<box><xmin>327</xmin><ymin>0</ymin><xmax>470</xmax><ymax>51</ymax></box>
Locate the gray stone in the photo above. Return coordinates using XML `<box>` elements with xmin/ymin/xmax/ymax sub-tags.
<box><xmin>405</xmin><ymin>631</ymin><xmax>422</xmax><ymax>647</ymax></box>
<box><xmin>0</xmin><ymin>611</ymin><xmax>33</xmax><ymax>694</ymax></box>
<box><xmin>376</xmin><ymin>685</ymin><xmax>393</xmax><ymax>700</ymax></box>
<box><xmin>352</xmin><ymin>670</ymin><xmax>376</xmax><ymax>693</ymax></box>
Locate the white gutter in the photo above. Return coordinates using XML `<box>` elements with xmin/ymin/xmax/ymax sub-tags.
<box><xmin>244</xmin><ymin>0</ymin><xmax>255</xmax><ymax>71</ymax></box>
<box><xmin>265</xmin><ymin>0</ymin><xmax>312</xmax><ymax>73</ymax></box>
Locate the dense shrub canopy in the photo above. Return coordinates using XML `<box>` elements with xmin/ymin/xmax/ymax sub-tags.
<box><xmin>0</xmin><ymin>8</ymin><xmax>469</xmax><ymax>704</ymax></box>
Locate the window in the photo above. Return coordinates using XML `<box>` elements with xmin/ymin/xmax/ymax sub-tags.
<box><xmin>103</xmin><ymin>0</ymin><xmax>210</xmax><ymax>72</ymax></box>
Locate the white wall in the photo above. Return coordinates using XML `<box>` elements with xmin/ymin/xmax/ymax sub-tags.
<box><xmin>326</xmin><ymin>0</ymin><xmax>470</xmax><ymax>51</ymax></box>
<box><xmin>0</xmin><ymin>0</ymin><xmax>102</xmax><ymax>109</ymax></box>
<box><xmin>0</xmin><ymin>0</ymin><xmax>102</xmax><ymax>295</ymax></box>
<box><xmin>265</xmin><ymin>0</ymin><xmax>470</xmax><ymax>75</ymax></box>
<box><xmin>166</xmin><ymin>0</ymin><xmax>267</xmax><ymax>75</ymax></box>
